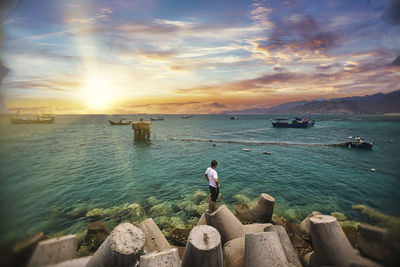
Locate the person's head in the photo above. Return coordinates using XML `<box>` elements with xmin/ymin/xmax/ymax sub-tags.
<box><xmin>211</xmin><ymin>160</ymin><xmax>218</xmax><ymax>168</ymax></box>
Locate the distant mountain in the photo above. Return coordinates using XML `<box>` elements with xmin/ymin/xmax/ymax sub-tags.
<box><xmin>231</xmin><ymin>90</ymin><xmax>400</xmax><ymax>114</ymax></box>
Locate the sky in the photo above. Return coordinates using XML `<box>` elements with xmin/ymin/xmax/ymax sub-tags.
<box><xmin>0</xmin><ymin>0</ymin><xmax>399</xmax><ymax>114</ymax></box>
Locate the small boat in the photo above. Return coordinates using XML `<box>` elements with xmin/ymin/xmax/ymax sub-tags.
<box><xmin>10</xmin><ymin>114</ymin><xmax>55</xmax><ymax>124</ymax></box>
<box><xmin>150</xmin><ymin>117</ymin><xmax>165</xmax><ymax>121</ymax></box>
<box><xmin>348</xmin><ymin>137</ymin><xmax>374</xmax><ymax>149</ymax></box>
<box><xmin>271</xmin><ymin>116</ymin><xmax>314</xmax><ymax>128</ymax></box>
<box><xmin>108</xmin><ymin>119</ymin><xmax>132</xmax><ymax>125</ymax></box>
<box><xmin>182</xmin><ymin>115</ymin><xmax>194</xmax><ymax>119</ymax></box>
<box><xmin>230</xmin><ymin>116</ymin><xmax>240</xmax><ymax>120</ymax></box>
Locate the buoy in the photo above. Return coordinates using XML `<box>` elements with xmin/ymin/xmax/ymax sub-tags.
<box><xmin>370</xmin><ymin>168</ymin><xmax>376</xmax><ymax>172</ymax></box>
<box><xmin>242</xmin><ymin>149</ymin><xmax>251</xmax><ymax>152</ymax></box>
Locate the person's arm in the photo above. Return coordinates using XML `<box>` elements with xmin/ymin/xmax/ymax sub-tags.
<box><xmin>205</xmin><ymin>173</ymin><xmax>209</xmax><ymax>182</ymax></box>
<box><xmin>215</xmin><ymin>178</ymin><xmax>219</xmax><ymax>189</ymax></box>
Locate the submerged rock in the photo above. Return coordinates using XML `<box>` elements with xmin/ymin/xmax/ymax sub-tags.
<box><xmin>189</xmin><ymin>191</ymin><xmax>208</xmax><ymax>205</ymax></box>
<box><xmin>150</xmin><ymin>203</ymin><xmax>173</xmax><ymax>217</ymax></box>
<box><xmin>169</xmin><ymin>228</ymin><xmax>191</xmax><ymax>246</ymax></box>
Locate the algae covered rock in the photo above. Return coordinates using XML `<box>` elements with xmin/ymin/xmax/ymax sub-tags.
<box><xmin>331</xmin><ymin>211</ymin><xmax>348</xmax><ymax>222</ymax></box>
<box><xmin>86</xmin><ymin>208</ymin><xmax>105</xmax><ymax>219</ymax></box>
<box><xmin>190</xmin><ymin>190</ymin><xmax>208</xmax><ymax>205</ymax></box>
<box><xmin>150</xmin><ymin>203</ymin><xmax>173</xmax><ymax>217</ymax></box>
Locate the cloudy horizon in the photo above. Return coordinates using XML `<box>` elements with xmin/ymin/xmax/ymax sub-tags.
<box><xmin>1</xmin><ymin>0</ymin><xmax>399</xmax><ymax>114</ymax></box>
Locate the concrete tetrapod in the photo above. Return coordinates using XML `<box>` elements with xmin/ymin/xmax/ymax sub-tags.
<box><xmin>86</xmin><ymin>222</ymin><xmax>145</xmax><ymax>267</ymax></box>
<box><xmin>138</xmin><ymin>218</ymin><xmax>171</xmax><ymax>253</ymax></box>
<box><xmin>243</xmin><ymin>223</ymin><xmax>272</xmax><ymax>234</ymax></box>
<box><xmin>181</xmin><ymin>225</ymin><xmax>223</xmax><ymax>267</ymax></box>
<box><xmin>204</xmin><ymin>205</ymin><xmax>244</xmax><ymax>243</ymax></box>
<box><xmin>299</xmin><ymin>211</ymin><xmax>322</xmax><ymax>238</ymax></box>
<box><xmin>250</xmin><ymin>193</ymin><xmax>275</xmax><ymax>223</ymax></box>
<box><xmin>223</xmin><ymin>237</ymin><xmax>244</xmax><ymax>267</ymax></box>
<box><xmin>310</xmin><ymin>215</ymin><xmax>382</xmax><ymax>267</ymax></box>
<box><xmin>244</xmin><ymin>231</ymin><xmax>290</xmax><ymax>267</ymax></box>
<box><xmin>27</xmin><ymin>235</ymin><xmax>76</xmax><ymax>267</ymax></box>
<box><xmin>139</xmin><ymin>248</ymin><xmax>181</xmax><ymax>267</ymax></box>
<box><xmin>265</xmin><ymin>225</ymin><xmax>302</xmax><ymax>267</ymax></box>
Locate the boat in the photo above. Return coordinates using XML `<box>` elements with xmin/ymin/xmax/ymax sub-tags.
<box><xmin>230</xmin><ymin>116</ymin><xmax>240</xmax><ymax>120</ymax></box>
<box><xmin>182</xmin><ymin>115</ymin><xmax>194</xmax><ymax>119</ymax></box>
<box><xmin>10</xmin><ymin>114</ymin><xmax>55</xmax><ymax>124</ymax></box>
<box><xmin>108</xmin><ymin>119</ymin><xmax>132</xmax><ymax>125</ymax></box>
<box><xmin>348</xmin><ymin>137</ymin><xmax>374</xmax><ymax>149</ymax></box>
<box><xmin>150</xmin><ymin>117</ymin><xmax>165</xmax><ymax>121</ymax></box>
<box><xmin>271</xmin><ymin>116</ymin><xmax>314</xmax><ymax>128</ymax></box>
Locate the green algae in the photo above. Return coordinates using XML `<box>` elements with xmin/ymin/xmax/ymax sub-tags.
<box><xmin>353</xmin><ymin>204</ymin><xmax>400</xmax><ymax>242</ymax></box>
<box><xmin>331</xmin><ymin>212</ymin><xmax>348</xmax><ymax>222</ymax></box>
<box><xmin>190</xmin><ymin>191</ymin><xmax>208</xmax><ymax>205</ymax></box>
<box><xmin>150</xmin><ymin>203</ymin><xmax>173</xmax><ymax>217</ymax></box>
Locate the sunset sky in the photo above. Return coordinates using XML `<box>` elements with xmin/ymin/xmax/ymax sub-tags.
<box><xmin>1</xmin><ymin>0</ymin><xmax>399</xmax><ymax>114</ymax></box>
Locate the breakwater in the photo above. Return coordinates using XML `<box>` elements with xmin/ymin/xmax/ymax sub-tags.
<box><xmin>171</xmin><ymin>137</ymin><xmax>355</xmax><ymax>147</ymax></box>
<box><xmin>6</xmin><ymin>192</ymin><xmax>399</xmax><ymax>266</ymax></box>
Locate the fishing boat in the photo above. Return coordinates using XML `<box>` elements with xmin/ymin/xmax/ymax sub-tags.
<box><xmin>348</xmin><ymin>137</ymin><xmax>374</xmax><ymax>149</ymax></box>
<box><xmin>10</xmin><ymin>114</ymin><xmax>55</xmax><ymax>124</ymax></box>
<box><xmin>150</xmin><ymin>117</ymin><xmax>165</xmax><ymax>121</ymax></box>
<box><xmin>230</xmin><ymin>116</ymin><xmax>240</xmax><ymax>120</ymax></box>
<box><xmin>271</xmin><ymin>116</ymin><xmax>314</xmax><ymax>128</ymax></box>
<box><xmin>108</xmin><ymin>119</ymin><xmax>132</xmax><ymax>125</ymax></box>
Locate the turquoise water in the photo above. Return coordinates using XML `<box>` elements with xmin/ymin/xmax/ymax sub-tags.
<box><xmin>0</xmin><ymin>114</ymin><xmax>399</xmax><ymax>250</ymax></box>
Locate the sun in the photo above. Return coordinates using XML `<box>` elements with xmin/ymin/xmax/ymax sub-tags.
<box><xmin>80</xmin><ymin>73</ymin><xmax>112</xmax><ymax>110</ymax></box>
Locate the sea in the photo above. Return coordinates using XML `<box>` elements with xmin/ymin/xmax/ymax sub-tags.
<box><xmin>0</xmin><ymin>114</ymin><xmax>399</xmax><ymax>251</ymax></box>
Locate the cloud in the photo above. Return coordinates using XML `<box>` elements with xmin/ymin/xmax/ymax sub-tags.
<box><xmin>384</xmin><ymin>0</ymin><xmax>400</xmax><ymax>25</ymax></box>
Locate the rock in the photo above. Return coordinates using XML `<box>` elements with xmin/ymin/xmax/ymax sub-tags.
<box><xmin>250</xmin><ymin>193</ymin><xmax>275</xmax><ymax>223</ymax></box>
<box><xmin>86</xmin><ymin>223</ymin><xmax>145</xmax><ymax>267</ymax></box>
<box><xmin>139</xmin><ymin>248</ymin><xmax>180</xmax><ymax>267</ymax></box>
<box><xmin>27</xmin><ymin>235</ymin><xmax>76</xmax><ymax>267</ymax></box>
<box><xmin>85</xmin><ymin>221</ymin><xmax>109</xmax><ymax>252</ymax></box>
<box><xmin>181</xmin><ymin>225</ymin><xmax>223</xmax><ymax>267</ymax></box>
<box><xmin>358</xmin><ymin>223</ymin><xmax>398</xmax><ymax>265</ymax></box>
<box><xmin>170</xmin><ymin>228</ymin><xmax>191</xmax><ymax>246</ymax></box>
<box><xmin>235</xmin><ymin>204</ymin><xmax>255</xmax><ymax>224</ymax></box>
<box><xmin>172</xmin><ymin>245</ymin><xmax>185</xmax><ymax>260</ymax></box>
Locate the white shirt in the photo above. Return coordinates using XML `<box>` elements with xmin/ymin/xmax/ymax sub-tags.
<box><xmin>205</xmin><ymin>167</ymin><xmax>218</xmax><ymax>188</ymax></box>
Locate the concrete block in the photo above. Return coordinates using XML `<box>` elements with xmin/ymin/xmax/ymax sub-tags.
<box><xmin>250</xmin><ymin>193</ymin><xmax>275</xmax><ymax>223</ymax></box>
<box><xmin>243</xmin><ymin>223</ymin><xmax>272</xmax><ymax>234</ymax></box>
<box><xmin>138</xmin><ymin>218</ymin><xmax>171</xmax><ymax>252</ymax></box>
<box><xmin>182</xmin><ymin>225</ymin><xmax>223</xmax><ymax>267</ymax></box>
<box><xmin>223</xmin><ymin>237</ymin><xmax>244</xmax><ymax>267</ymax></box>
<box><xmin>205</xmin><ymin>205</ymin><xmax>244</xmax><ymax>243</ymax></box>
<box><xmin>44</xmin><ymin>256</ymin><xmax>92</xmax><ymax>267</ymax></box>
<box><xmin>139</xmin><ymin>248</ymin><xmax>180</xmax><ymax>267</ymax></box>
<box><xmin>27</xmin><ymin>235</ymin><xmax>76</xmax><ymax>267</ymax></box>
<box><xmin>244</xmin><ymin>231</ymin><xmax>289</xmax><ymax>267</ymax></box>
<box><xmin>86</xmin><ymin>222</ymin><xmax>145</xmax><ymax>267</ymax></box>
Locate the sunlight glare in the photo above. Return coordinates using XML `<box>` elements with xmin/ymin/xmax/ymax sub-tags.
<box><xmin>81</xmin><ymin>73</ymin><xmax>112</xmax><ymax>110</ymax></box>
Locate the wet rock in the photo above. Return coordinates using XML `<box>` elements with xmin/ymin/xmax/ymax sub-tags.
<box><xmin>190</xmin><ymin>191</ymin><xmax>208</xmax><ymax>205</ymax></box>
<box><xmin>150</xmin><ymin>203</ymin><xmax>173</xmax><ymax>217</ymax></box>
<box><xmin>83</xmin><ymin>221</ymin><xmax>109</xmax><ymax>252</ymax></box>
<box><xmin>299</xmin><ymin>211</ymin><xmax>322</xmax><ymax>239</ymax></box>
<box><xmin>235</xmin><ymin>204</ymin><xmax>255</xmax><ymax>225</ymax></box>
<box><xmin>169</xmin><ymin>228</ymin><xmax>191</xmax><ymax>246</ymax></box>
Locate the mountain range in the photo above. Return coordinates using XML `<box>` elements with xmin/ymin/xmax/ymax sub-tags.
<box><xmin>231</xmin><ymin>90</ymin><xmax>400</xmax><ymax>114</ymax></box>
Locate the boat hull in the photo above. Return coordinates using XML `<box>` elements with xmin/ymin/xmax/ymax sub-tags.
<box><xmin>10</xmin><ymin>118</ymin><xmax>54</xmax><ymax>124</ymax></box>
<box><xmin>272</xmin><ymin>122</ymin><xmax>314</xmax><ymax>128</ymax></box>
<box><xmin>108</xmin><ymin>120</ymin><xmax>131</xmax><ymax>125</ymax></box>
<box><xmin>349</xmin><ymin>142</ymin><xmax>373</xmax><ymax>149</ymax></box>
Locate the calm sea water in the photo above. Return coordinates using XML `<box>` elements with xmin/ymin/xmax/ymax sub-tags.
<box><xmin>0</xmin><ymin>114</ymin><xmax>399</xmax><ymax>249</ymax></box>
